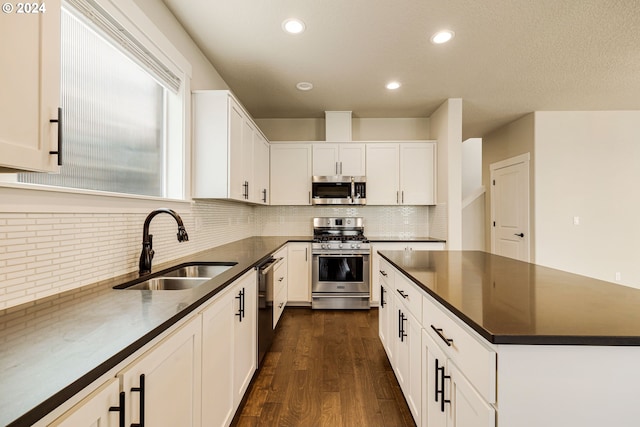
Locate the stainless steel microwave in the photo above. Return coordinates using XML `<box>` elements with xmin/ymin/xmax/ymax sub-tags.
<box><xmin>312</xmin><ymin>176</ymin><xmax>366</xmax><ymax>205</ymax></box>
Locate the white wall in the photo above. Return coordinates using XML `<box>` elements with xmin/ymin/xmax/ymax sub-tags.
<box><xmin>462</xmin><ymin>138</ymin><xmax>485</xmax><ymax>250</ymax></box>
<box><xmin>430</xmin><ymin>99</ymin><xmax>463</xmax><ymax>249</ymax></box>
<box><xmin>534</xmin><ymin>111</ymin><xmax>640</xmax><ymax>288</ymax></box>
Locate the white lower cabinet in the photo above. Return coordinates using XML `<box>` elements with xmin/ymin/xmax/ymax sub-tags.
<box><xmin>118</xmin><ymin>316</ymin><xmax>202</xmax><ymax>427</ymax></box>
<box><xmin>49</xmin><ymin>378</ymin><xmax>121</xmax><ymax>427</ymax></box>
<box><xmin>47</xmin><ymin>270</ymin><xmax>258</xmax><ymax>427</ymax></box>
<box><xmin>201</xmin><ymin>269</ymin><xmax>257</xmax><ymax>427</ymax></box>
<box><xmin>371</xmin><ymin>242</ymin><xmax>445</xmax><ymax>305</ymax></box>
<box><xmin>287</xmin><ymin>242</ymin><xmax>311</xmax><ymax>304</ymax></box>
<box><xmin>383</xmin><ymin>263</ymin><xmax>496</xmax><ymax>427</ymax></box>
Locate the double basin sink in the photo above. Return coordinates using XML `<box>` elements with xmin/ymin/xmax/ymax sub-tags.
<box><xmin>114</xmin><ymin>262</ymin><xmax>237</xmax><ymax>291</ymax></box>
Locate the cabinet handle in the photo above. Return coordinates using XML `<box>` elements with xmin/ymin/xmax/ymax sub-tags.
<box><xmin>401</xmin><ymin>191</ymin><xmax>404</xmax><ymax>204</ymax></box>
<box><xmin>400</xmin><ymin>311</ymin><xmax>407</xmax><ymax>342</ymax></box>
<box><xmin>109</xmin><ymin>391</ymin><xmax>125</xmax><ymax>427</ymax></box>
<box><xmin>262</xmin><ymin>188</ymin><xmax>267</xmax><ymax>203</ymax></box>
<box><xmin>308</xmin><ymin>191</ymin><xmax>311</xmax><ymax>205</ymax></box>
<box><xmin>340</xmin><ymin>162</ymin><xmax>343</xmax><ymax>175</ymax></box>
<box><xmin>397</xmin><ymin>289</ymin><xmax>408</xmax><ymax>299</ymax></box>
<box><xmin>396</xmin><ymin>191</ymin><xmax>399</xmax><ymax>204</ymax></box>
<box><xmin>379</xmin><ymin>270</ymin><xmax>387</xmax><ymax>277</ymax></box>
<box><xmin>49</xmin><ymin>107</ymin><xmax>63</xmax><ymax>166</ymax></box>
<box><xmin>278</xmin><ymin>276</ymin><xmax>284</xmax><ymax>282</ymax></box>
<box><xmin>398</xmin><ymin>310</ymin><xmax>402</xmax><ymax>339</ymax></box>
<box><xmin>130</xmin><ymin>374</ymin><xmax>145</xmax><ymax>427</ymax></box>
<box><xmin>305</xmin><ymin>247</ymin><xmax>308</xmax><ymax>261</ymax></box>
<box><xmin>439</xmin><ymin>363</ymin><xmax>451</xmax><ymax>412</ymax></box>
<box><xmin>435</xmin><ymin>359</ymin><xmax>441</xmax><ymax>403</ymax></box>
<box><xmin>380</xmin><ymin>285</ymin><xmax>386</xmax><ymax>307</ymax></box>
<box><xmin>278</xmin><ymin>302</ymin><xmax>284</xmax><ymax>309</ymax></box>
<box><xmin>236</xmin><ymin>288</ymin><xmax>245</xmax><ymax>321</ymax></box>
<box><xmin>431</xmin><ymin>324</ymin><xmax>453</xmax><ymax>347</ymax></box>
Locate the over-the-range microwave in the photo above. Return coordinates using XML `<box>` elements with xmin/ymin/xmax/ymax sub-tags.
<box><xmin>311</xmin><ymin>176</ymin><xmax>366</xmax><ymax>205</ymax></box>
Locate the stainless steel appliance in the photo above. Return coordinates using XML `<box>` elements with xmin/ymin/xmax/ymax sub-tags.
<box><xmin>257</xmin><ymin>256</ymin><xmax>284</xmax><ymax>366</ymax></box>
<box><xmin>311</xmin><ymin>217</ymin><xmax>370</xmax><ymax>309</ymax></box>
<box><xmin>311</xmin><ymin>176</ymin><xmax>366</xmax><ymax>205</ymax></box>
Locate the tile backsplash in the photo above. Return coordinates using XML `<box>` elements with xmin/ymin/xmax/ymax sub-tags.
<box><xmin>0</xmin><ymin>200</ymin><xmax>435</xmax><ymax>309</ymax></box>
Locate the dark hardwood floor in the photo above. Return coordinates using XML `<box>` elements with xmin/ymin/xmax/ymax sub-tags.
<box><xmin>231</xmin><ymin>308</ymin><xmax>416</xmax><ymax>427</ymax></box>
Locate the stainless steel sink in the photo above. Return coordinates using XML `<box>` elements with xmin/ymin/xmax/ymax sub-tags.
<box><xmin>125</xmin><ymin>277</ymin><xmax>212</xmax><ymax>291</ymax></box>
<box><xmin>162</xmin><ymin>264</ymin><xmax>235</xmax><ymax>278</ymax></box>
<box><xmin>115</xmin><ymin>262</ymin><xmax>237</xmax><ymax>290</ymax></box>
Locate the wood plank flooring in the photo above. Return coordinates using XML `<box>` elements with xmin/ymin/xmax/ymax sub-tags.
<box><xmin>231</xmin><ymin>308</ymin><xmax>416</xmax><ymax>427</ymax></box>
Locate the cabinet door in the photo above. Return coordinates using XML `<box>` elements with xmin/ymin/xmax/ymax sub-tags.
<box><xmin>423</xmin><ymin>330</ymin><xmax>447</xmax><ymax>427</ymax></box>
<box><xmin>49</xmin><ymin>378</ymin><xmax>121</xmax><ymax>427</ymax></box>
<box><xmin>400</xmin><ymin>143</ymin><xmax>436</xmax><ymax>205</ymax></box>
<box><xmin>312</xmin><ymin>143</ymin><xmax>340</xmax><ymax>175</ymax></box>
<box><xmin>270</xmin><ymin>144</ymin><xmax>312</xmax><ymax>205</ymax></box>
<box><xmin>448</xmin><ymin>364</ymin><xmax>495</xmax><ymax>427</ymax></box>
<box><xmin>242</xmin><ymin>120</ymin><xmax>255</xmax><ymax>201</ymax></box>
<box><xmin>201</xmin><ymin>289</ymin><xmax>235</xmax><ymax>427</ymax></box>
<box><xmin>339</xmin><ymin>144</ymin><xmax>366</xmax><ymax>176</ymax></box>
<box><xmin>228</xmin><ymin>98</ymin><xmax>246</xmax><ymax>201</ymax></box>
<box><xmin>0</xmin><ymin>0</ymin><xmax>60</xmax><ymax>172</ymax></box>
<box><xmin>366</xmin><ymin>144</ymin><xmax>400</xmax><ymax>205</ymax></box>
<box><xmin>378</xmin><ymin>280</ymin><xmax>391</xmax><ymax>357</ymax></box>
<box><xmin>233</xmin><ymin>271</ymin><xmax>257</xmax><ymax>406</ymax></box>
<box><xmin>119</xmin><ymin>318</ymin><xmax>202</xmax><ymax>427</ymax></box>
<box><xmin>287</xmin><ymin>243</ymin><xmax>311</xmax><ymax>303</ymax></box>
<box><xmin>395</xmin><ymin>305</ymin><xmax>421</xmax><ymax>424</ymax></box>
<box><xmin>254</xmin><ymin>132</ymin><xmax>270</xmax><ymax>204</ymax></box>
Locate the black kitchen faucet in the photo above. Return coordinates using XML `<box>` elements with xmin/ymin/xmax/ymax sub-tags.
<box><xmin>139</xmin><ymin>208</ymin><xmax>189</xmax><ymax>275</ymax></box>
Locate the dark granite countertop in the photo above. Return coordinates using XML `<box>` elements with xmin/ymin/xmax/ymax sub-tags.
<box><xmin>379</xmin><ymin>250</ymin><xmax>640</xmax><ymax>346</ymax></box>
<box><xmin>0</xmin><ymin>236</ymin><xmax>310</xmax><ymax>427</ymax></box>
<box><xmin>368</xmin><ymin>236</ymin><xmax>446</xmax><ymax>243</ymax></box>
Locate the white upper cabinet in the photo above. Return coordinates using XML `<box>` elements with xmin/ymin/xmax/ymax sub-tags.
<box><xmin>312</xmin><ymin>143</ymin><xmax>366</xmax><ymax>176</ymax></box>
<box><xmin>192</xmin><ymin>90</ymin><xmax>269</xmax><ymax>204</ymax></box>
<box><xmin>366</xmin><ymin>142</ymin><xmax>436</xmax><ymax>205</ymax></box>
<box><xmin>270</xmin><ymin>143</ymin><xmax>312</xmax><ymax>205</ymax></box>
<box><xmin>0</xmin><ymin>0</ymin><xmax>61</xmax><ymax>172</ymax></box>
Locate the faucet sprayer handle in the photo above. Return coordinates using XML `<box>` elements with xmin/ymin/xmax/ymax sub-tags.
<box><xmin>177</xmin><ymin>226</ymin><xmax>189</xmax><ymax>242</ymax></box>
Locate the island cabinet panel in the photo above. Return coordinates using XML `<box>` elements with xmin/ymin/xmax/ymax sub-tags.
<box><xmin>496</xmin><ymin>344</ymin><xmax>640</xmax><ymax>427</ymax></box>
<box><xmin>118</xmin><ymin>316</ymin><xmax>202</xmax><ymax>427</ymax></box>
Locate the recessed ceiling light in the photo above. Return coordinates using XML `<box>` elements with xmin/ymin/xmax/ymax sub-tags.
<box><xmin>282</xmin><ymin>18</ymin><xmax>306</xmax><ymax>34</ymax></box>
<box><xmin>431</xmin><ymin>30</ymin><xmax>455</xmax><ymax>44</ymax></box>
<box><xmin>296</xmin><ymin>82</ymin><xmax>313</xmax><ymax>91</ymax></box>
<box><xmin>386</xmin><ymin>81</ymin><xmax>401</xmax><ymax>90</ymax></box>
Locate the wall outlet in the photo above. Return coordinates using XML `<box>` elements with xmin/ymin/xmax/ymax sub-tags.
<box><xmin>615</xmin><ymin>272</ymin><xmax>621</xmax><ymax>281</ymax></box>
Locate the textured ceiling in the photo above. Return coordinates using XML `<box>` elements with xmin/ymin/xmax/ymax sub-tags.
<box><xmin>162</xmin><ymin>0</ymin><xmax>640</xmax><ymax>139</ymax></box>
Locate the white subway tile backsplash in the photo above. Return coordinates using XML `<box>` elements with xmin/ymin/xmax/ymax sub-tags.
<box><xmin>1</xmin><ymin>197</ymin><xmax>436</xmax><ymax>309</ymax></box>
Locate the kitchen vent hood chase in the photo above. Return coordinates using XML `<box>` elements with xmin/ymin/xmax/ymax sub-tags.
<box><xmin>325</xmin><ymin>111</ymin><xmax>352</xmax><ymax>142</ymax></box>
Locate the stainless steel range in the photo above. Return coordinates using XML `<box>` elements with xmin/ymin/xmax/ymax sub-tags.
<box><xmin>311</xmin><ymin>217</ymin><xmax>370</xmax><ymax>309</ymax></box>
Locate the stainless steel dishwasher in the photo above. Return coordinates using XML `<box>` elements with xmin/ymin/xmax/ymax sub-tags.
<box><xmin>257</xmin><ymin>256</ymin><xmax>283</xmax><ymax>366</ymax></box>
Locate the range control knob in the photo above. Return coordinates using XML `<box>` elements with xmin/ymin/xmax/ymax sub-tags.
<box><xmin>339</xmin><ymin>244</ymin><xmax>343</xmax><ymax>249</ymax></box>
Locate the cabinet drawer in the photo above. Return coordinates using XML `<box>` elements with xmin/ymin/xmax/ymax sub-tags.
<box><xmin>423</xmin><ymin>294</ymin><xmax>496</xmax><ymax>403</ymax></box>
<box><xmin>394</xmin><ymin>272</ymin><xmax>422</xmax><ymax>320</ymax></box>
<box><xmin>274</xmin><ymin>284</ymin><xmax>287</xmax><ymax>328</ymax></box>
<box><xmin>379</xmin><ymin>258</ymin><xmax>394</xmax><ymax>287</ymax></box>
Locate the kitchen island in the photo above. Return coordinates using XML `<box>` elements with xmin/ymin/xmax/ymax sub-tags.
<box><xmin>378</xmin><ymin>250</ymin><xmax>640</xmax><ymax>427</ymax></box>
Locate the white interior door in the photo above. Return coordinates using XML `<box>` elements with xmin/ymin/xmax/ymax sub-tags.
<box><xmin>491</xmin><ymin>154</ymin><xmax>530</xmax><ymax>262</ymax></box>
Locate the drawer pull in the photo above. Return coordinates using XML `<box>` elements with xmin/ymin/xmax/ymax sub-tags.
<box><xmin>380</xmin><ymin>285</ymin><xmax>386</xmax><ymax>307</ymax></box>
<box><xmin>278</xmin><ymin>276</ymin><xmax>284</xmax><ymax>282</ymax></box>
<box><xmin>379</xmin><ymin>270</ymin><xmax>388</xmax><ymax>277</ymax></box>
<box><xmin>397</xmin><ymin>289</ymin><xmax>408</xmax><ymax>299</ymax></box>
<box><xmin>130</xmin><ymin>374</ymin><xmax>145</xmax><ymax>427</ymax></box>
<box><xmin>108</xmin><ymin>391</ymin><xmax>125</xmax><ymax>427</ymax></box>
<box><xmin>278</xmin><ymin>302</ymin><xmax>284</xmax><ymax>309</ymax></box>
<box><xmin>431</xmin><ymin>325</ymin><xmax>453</xmax><ymax>347</ymax></box>
<box><xmin>399</xmin><ymin>310</ymin><xmax>407</xmax><ymax>342</ymax></box>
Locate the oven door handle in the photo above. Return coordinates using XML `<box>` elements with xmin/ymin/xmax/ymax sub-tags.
<box><xmin>312</xmin><ymin>253</ymin><xmax>368</xmax><ymax>257</ymax></box>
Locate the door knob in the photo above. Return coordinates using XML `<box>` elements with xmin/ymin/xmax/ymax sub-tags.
<box><xmin>514</xmin><ymin>233</ymin><xmax>524</xmax><ymax>238</ymax></box>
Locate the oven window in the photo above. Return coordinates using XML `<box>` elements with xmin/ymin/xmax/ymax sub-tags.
<box><xmin>318</xmin><ymin>256</ymin><xmax>364</xmax><ymax>282</ymax></box>
<box><xmin>312</xmin><ymin>183</ymin><xmax>351</xmax><ymax>199</ymax></box>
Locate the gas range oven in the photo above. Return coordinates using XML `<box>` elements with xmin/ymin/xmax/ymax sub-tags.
<box><xmin>311</xmin><ymin>217</ymin><xmax>370</xmax><ymax>309</ymax></box>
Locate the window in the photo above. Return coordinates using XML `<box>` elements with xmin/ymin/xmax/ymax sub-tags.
<box><xmin>19</xmin><ymin>0</ymin><xmax>187</xmax><ymax>199</ymax></box>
